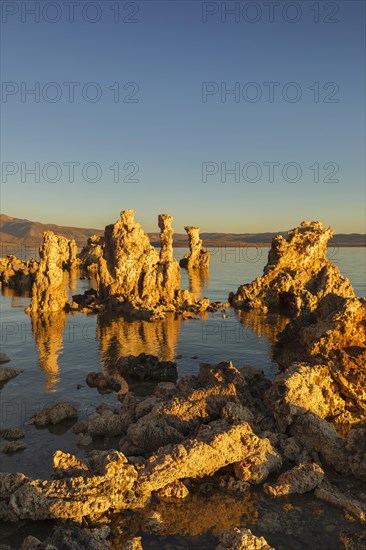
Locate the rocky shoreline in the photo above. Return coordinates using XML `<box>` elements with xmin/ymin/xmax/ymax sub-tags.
<box><xmin>0</xmin><ymin>217</ymin><xmax>365</xmax><ymax>549</ymax></box>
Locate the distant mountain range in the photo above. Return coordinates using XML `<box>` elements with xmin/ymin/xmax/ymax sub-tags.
<box><xmin>0</xmin><ymin>214</ymin><xmax>365</xmax><ymax>252</ymax></box>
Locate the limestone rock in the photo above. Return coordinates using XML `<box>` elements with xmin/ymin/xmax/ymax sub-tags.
<box><xmin>179</xmin><ymin>226</ymin><xmax>210</xmax><ymax>269</ymax></box>
<box><xmin>346</xmin><ymin>428</ymin><xmax>366</xmax><ymax>480</ymax></box>
<box><xmin>116</xmin><ymin>353</ymin><xmax>178</xmax><ymax>382</ymax></box>
<box><xmin>37</xmin><ymin>525</ymin><xmax>111</xmax><ymax>549</ymax></box>
<box><xmin>79</xmin><ymin>234</ymin><xmax>104</xmax><ymax>268</ymax></box>
<box><xmin>121</xmin><ymin>538</ymin><xmax>143</xmax><ymax>550</ymax></box>
<box><xmin>233</xmin><ymin>435</ymin><xmax>282</xmax><ymax>484</ymax></box>
<box><xmin>229</xmin><ymin>221</ymin><xmax>355</xmax><ymax>314</ymax></box>
<box><xmin>27</xmin><ymin>231</ymin><xmax>69</xmax><ymax>313</ymax></box>
<box><xmin>86</xmin><ymin>371</ymin><xmax>126</xmax><ymax>393</ymax></box>
<box><xmin>216</xmin><ymin>528</ymin><xmax>274</xmax><ymax>550</ymax></box>
<box><xmin>267</xmin><ymin>363</ymin><xmax>346</xmax><ymax>430</ymax></box>
<box><xmin>97</xmin><ymin>210</ymin><xmax>181</xmax><ymax>310</ymax></box>
<box><xmin>29</xmin><ymin>402</ymin><xmax>78</xmax><ymax>427</ymax></box>
<box><xmin>289</xmin><ymin>412</ymin><xmax>349</xmax><ymax>473</ymax></box>
<box><xmin>0</xmin><ymin>428</ymin><xmax>25</xmax><ymax>440</ymax></box>
<box><xmin>0</xmin><ymin>255</ymin><xmax>38</xmax><ymax>290</ymax></box>
<box><xmin>340</xmin><ymin>530</ymin><xmax>366</xmax><ymax>550</ymax></box>
<box><xmin>264</xmin><ymin>463</ymin><xmax>324</xmax><ymax>496</ymax></box>
<box><xmin>137</xmin><ymin>419</ymin><xmax>280</xmax><ymax>494</ymax></box>
<box><xmin>156</xmin><ymin>480</ymin><xmax>189</xmax><ymax>500</ymax></box>
<box><xmin>274</xmin><ymin>294</ymin><xmax>366</xmax><ymax>415</ymax></box>
<box><xmin>0</xmin><ymin>353</ymin><xmax>10</xmax><ymax>363</ymax></box>
<box><xmin>120</xmin><ymin>383</ymin><xmax>239</xmax><ymax>455</ymax></box>
<box><xmin>1</xmin><ymin>440</ymin><xmax>26</xmax><ymax>454</ymax></box>
<box><xmin>0</xmin><ymin>366</ymin><xmax>22</xmax><ymax>386</ymax></box>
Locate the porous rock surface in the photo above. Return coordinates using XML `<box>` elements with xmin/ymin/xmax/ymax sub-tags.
<box><xmin>0</xmin><ymin>255</ymin><xmax>38</xmax><ymax>290</ymax></box>
<box><xmin>229</xmin><ymin>221</ymin><xmax>355</xmax><ymax>314</ymax></box>
<box><xmin>28</xmin><ymin>402</ymin><xmax>78</xmax><ymax>427</ymax></box>
<box><xmin>216</xmin><ymin>527</ymin><xmax>274</xmax><ymax>550</ymax></box>
<box><xmin>26</xmin><ymin>232</ymin><xmax>70</xmax><ymax>313</ymax></box>
<box><xmin>179</xmin><ymin>226</ymin><xmax>210</xmax><ymax>269</ymax></box>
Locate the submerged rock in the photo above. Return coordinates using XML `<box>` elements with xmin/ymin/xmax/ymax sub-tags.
<box><xmin>229</xmin><ymin>221</ymin><xmax>355</xmax><ymax>314</ymax></box>
<box><xmin>0</xmin><ymin>428</ymin><xmax>25</xmax><ymax>441</ymax></box>
<box><xmin>116</xmin><ymin>353</ymin><xmax>178</xmax><ymax>382</ymax></box>
<box><xmin>0</xmin><ymin>366</ymin><xmax>22</xmax><ymax>386</ymax></box>
<box><xmin>179</xmin><ymin>226</ymin><xmax>210</xmax><ymax>269</ymax></box>
<box><xmin>28</xmin><ymin>402</ymin><xmax>78</xmax><ymax>427</ymax></box>
<box><xmin>1</xmin><ymin>440</ymin><xmax>26</xmax><ymax>454</ymax></box>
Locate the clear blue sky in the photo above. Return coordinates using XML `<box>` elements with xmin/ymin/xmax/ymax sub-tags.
<box><xmin>1</xmin><ymin>0</ymin><xmax>365</xmax><ymax>233</ymax></box>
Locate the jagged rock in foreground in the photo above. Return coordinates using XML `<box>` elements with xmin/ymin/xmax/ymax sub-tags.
<box><xmin>179</xmin><ymin>226</ymin><xmax>210</xmax><ymax>269</ymax></box>
<box><xmin>0</xmin><ymin>255</ymin><xmax>38</xmax><ymax>290</ymax></box>
<box><xmin>216</xmin><ymin>528</ymin><xmax>274</xmax><ymax>550</ymax></box>
<box><xmin>138</xmin><ymin>419</ymin><xmax>281</xmax><ymax>494</ymax></box>
<box><xmin>26</xmin><ymin>232</ymin><xmax>69</xmax><ymax>313</ymax></box>
<box><xmin>274</xmin><ymin>294</ymin><xmax>366</xmax><ymax>416</ymax></box>
<box><xmin>229</xmin><ymin>221</ymin><xmax>355</xmax><ymax>314</ymax></box>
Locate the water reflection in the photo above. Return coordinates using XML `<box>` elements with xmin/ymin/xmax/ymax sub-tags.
<box><xmin>31</xmin><ymin>312</ymin><xmax>67</xmax><ymax>392</ymax></box>
<box><xmin>97</xmin><ymin>312</ymin><xmax>181</xmax><ymax>369</ymax></box>
<box><xmin>235</xmin><ymin>309</ymin><xmax>290</xmax><ymax>346</ymax></box>
<box><xmin>188</xmin><ymin>268</ymin><xmax>210</xmax><ymax>297</ymax></box>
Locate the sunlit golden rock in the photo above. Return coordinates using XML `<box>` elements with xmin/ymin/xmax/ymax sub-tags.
<box><xmin>229</xmin><ymin>221</ymin><xmax>355</xmax><ymax>315</ymax></box>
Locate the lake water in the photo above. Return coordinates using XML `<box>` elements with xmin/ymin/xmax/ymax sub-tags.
<box><xmin>0</xmin><ymin>246</ymin><xmax>365</xmax><ymax>548</ymax></box>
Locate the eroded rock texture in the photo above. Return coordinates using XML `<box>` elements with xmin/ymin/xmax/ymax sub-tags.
<box><xmin>79</xmin><ymin>234</ymin><xmax>104</xmax><ymax>269</ymax></box>
<box><xmin>274</xmin><ymin>294</ymin><xmax>366</xmax><ymax>416</ymax></box>
<box><xmin>179</xmin><ymin>226</ymin><xmax>210</xmax><ymax>269</ymax></box>
<box><xmin>97</xmin><ymin>210</ymin><xmax>182</xmax><ymax>312</ymax></box>
<box><xmin>27</xmin><ymin>232</ymin><xmax>70</xmax><ymax>313</ymax></box>
<box><xmin>229</xmin><ymin>221</ymin><xmax>355</xmax><ymax>314</ymax></box>
<box><xmin>0</xmin><ymin>255</ymin><xmax>38</xmax><ymax>290</ymax></box>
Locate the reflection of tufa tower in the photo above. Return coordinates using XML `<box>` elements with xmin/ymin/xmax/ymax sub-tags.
<box><xmin>31</xmin><ymin>311</ymin><xmax>67</xmax><ymax>393</ymax></box>
<box><xmin>188</xmin><ymin>268</ymin><xmax>210</xmax><ymax>298</ymax></box>
<box><xmin>97</xmin><ymin>312</ymin><xmax>181</xmax><ymax>371</ymax></box>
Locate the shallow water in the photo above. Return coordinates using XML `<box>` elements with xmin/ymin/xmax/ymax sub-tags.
<box><xmin>0</xmin><ymin>247</ymin><xmax>365</xmax><ymax>548</ymax></box>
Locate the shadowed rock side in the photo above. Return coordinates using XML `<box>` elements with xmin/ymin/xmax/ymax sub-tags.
<box><xmin>79</xmin><ymin>234</ymin><xmax>104</xmax><ymax>270</ymax></box>
<box><xmin>229</xmin><ymin>221</ymin><xmax>355</xmax><ymax>315</ymax></box>
<box><xmin>273</xmin><ymin>294</ymin><xmax>366</xmax><ymax>421</ymax></box>
<box><xmin>179</xmin><ymin>226</ymin><xmax>211</xmax><ymax>269</ymax></box>
<box><xmin>0</xmin><ymin>255</ymin><xmax>38</xmax><ymax>291</ymax></box>
<box><xmin>97</xmin><ymin>210</ymin><xmax>180</xmax><ymax>309</ymax></box>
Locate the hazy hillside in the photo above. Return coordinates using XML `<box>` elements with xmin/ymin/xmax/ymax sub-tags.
<box><xmin>0</xmin><ymin>214</ymin><xmax>365</xmax><ymax>251</ymax></box>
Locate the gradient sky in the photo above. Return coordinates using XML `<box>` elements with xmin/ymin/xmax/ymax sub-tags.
<box><xmin>1</xmin><ymin>0</ymin><xmax>365</xmax><ymax>233</ymax></box>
